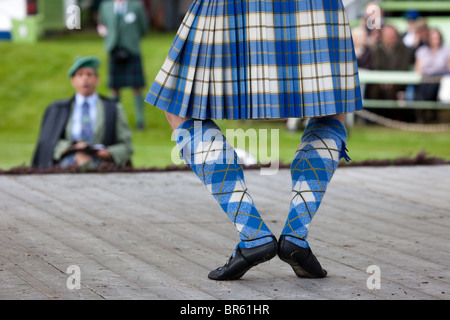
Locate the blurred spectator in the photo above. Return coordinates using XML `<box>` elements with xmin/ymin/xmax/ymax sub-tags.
<box><xmin>415</xmin><ymin>29</ymin><xmax>450</xmax><ymax>122</ymax></box>
<box><xmin>402</xmin><ymin>16</ymin><xmax>428</xmax><ymax>103</ymax></box>
<box><xmin>352</xmin><ymin>26</ymin><xmax>372</xmax><ymax>69</ymax></box>
<box><xmin>164</xmin><ymin>0</ymin><xmax>181</xmax><ymax>31</ymax></box>
<box><xmin>151</xmin><ymin>0</ymin><xmax>186</xmax><ymax>30</ymax></box>
<box><xmin>98</xmin><ymin>0</ymin><xmax>149</xmax><ymax>130</ymax></box>
<box><xmin>415</xmin><ymin>28</ymin><xmax>450</xmax><ymax>100</ymax></box>
<box><xmin>366</xmin><ymin>25</ymin><xmax>412</xmax><ymax>99</ymax></box>
<box><xmin>91</xmin><ymin>0</ymin><xmax>103</xmax><ymax>23</ymax></box>
<box><xmin>365</xmin><ymin>25</ymin><xmax>414</xmax><ymax>121</ymax></box>
<box><xmin>32</xmin><ymin>56</ymin><xmax>134</xmax><ymax>169</ymax></box>
<box><xmin>402</xmin><ymin>10</ymin><xmax>420</xmax><ymax>48</ymax></box>
<box><xmin>410</xmin><ymin>18</ymin><xmax>430</xmax><ymax>62</ymax></box>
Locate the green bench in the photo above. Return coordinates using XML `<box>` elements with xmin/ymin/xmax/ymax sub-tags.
<box><xmin>353</xmin><ymin>69</ymin><xmax>450</xmax><ymax>131</ymax></box>
<box><xmin>285</xmin><ymin>69</ymin><xmax>449</xmax><ymax>131</ymax></box>
<box><xmin>379</xmin><ymin>1</ymin><xmax>450</xmax><ymax>12</ymax></box>
<box><xmin>358</xmin><ymin>69</ymin><xmax>450</xmax><ymax>109</ymax></box>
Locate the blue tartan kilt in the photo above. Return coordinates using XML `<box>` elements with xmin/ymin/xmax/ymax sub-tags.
<box><xmin>109</xmin><ymin>53</ymin><xmax>146</xmax><ymax>89</ymax></box>
<box><xmin>145</xmin><ymin>0</ymin><xmax>363</xmax><ymax>120</ymax></box>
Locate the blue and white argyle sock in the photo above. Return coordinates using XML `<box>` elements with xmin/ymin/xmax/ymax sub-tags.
<box><xmin>174</xmin><ymin>119</ymin><xmax>274</xmax><ymax>249</ymax></box>
<box><xmin>282</xmin><ymin>117</ymin><xmax>350</xmax><ymax>248</ymax></box>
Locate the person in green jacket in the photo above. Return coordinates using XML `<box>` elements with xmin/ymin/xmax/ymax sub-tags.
<box><xmin>32</xmin><ymin>56</ymin><xmax>134</xmax><ymax>169</ymax></box>
<box><xmin>98</xmin><ymin>0</ymin><xmax>149</xmax><ymax>130</ymax></box>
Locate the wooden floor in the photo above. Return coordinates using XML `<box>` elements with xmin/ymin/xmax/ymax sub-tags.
<box><xmin>0</xmin><ymin>165</ymin><xmax>449</xmax><ymax>300</ymax></box>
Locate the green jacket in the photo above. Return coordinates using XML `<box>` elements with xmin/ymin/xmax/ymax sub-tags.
<box><xmin>99</xmin><ymin>0</ymin><xmax>149</xmax><ymax>55</ymax></box>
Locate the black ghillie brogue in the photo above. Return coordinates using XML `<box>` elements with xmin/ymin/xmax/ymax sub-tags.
<box><xmin>208</xmin><ymin>235</ymin><xmax>277</xmax><ymax>280</ymax></box>
<box><xmin>277</xmin><ymin>235</ymin><xmax>327</xmax><ymax>278</ymax></box>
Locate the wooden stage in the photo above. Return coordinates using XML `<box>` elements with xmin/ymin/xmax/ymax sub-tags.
<box><xmin>0</xmin><ymin>165</ymin><xmax>449</xmax><ymax>300</ymax></box>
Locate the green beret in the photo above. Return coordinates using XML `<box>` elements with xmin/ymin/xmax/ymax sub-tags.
<box><xmin>67</xmin><ymin>56</ymin><xmax>101</xmax><ymax>78</ymax></box>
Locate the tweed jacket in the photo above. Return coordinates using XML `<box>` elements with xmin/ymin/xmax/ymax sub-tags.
<box><xmin>32</xmin><ymin>96</ymin><xmax>133</xmax><ymax>169</ymax></box>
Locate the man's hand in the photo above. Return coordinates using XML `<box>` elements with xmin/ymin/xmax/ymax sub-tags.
<box><xmin>73</xmin><ymin>141</ymin><xmax>89</xmax><ymax>150</ymax></box>
<box><xmin>97</xmin><ymin>24</ymin><xmax>108</xmax><ymax>37</ymax></box>
<box><xmin>96</xmin><ymin>149</ymin><xmax>113</xmax><ymax>161</ymax></box>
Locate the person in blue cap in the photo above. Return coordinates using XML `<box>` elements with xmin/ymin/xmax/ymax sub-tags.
<box><xmin>32</xmin><ymin>56</ymin><xmax>134</xmax><ymax>169</ymax></box>
<box><xmin>402</xmin><ymin>10</ymin><xmax>421</xmax><ymax>48</ymax></box>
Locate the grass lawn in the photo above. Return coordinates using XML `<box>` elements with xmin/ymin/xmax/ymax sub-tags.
<box><xmin>1</xmin><ymin>30</ymin><xmax>450</xmax><ymax>171</ymax></box>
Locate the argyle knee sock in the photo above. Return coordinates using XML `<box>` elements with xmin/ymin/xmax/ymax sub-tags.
<box><xmin>282</xmin><ymin>117</ymin><xmax>350</xmax><ymax>248</ymax></box>
<box><xmin>174</xmin><ymin>118</ymin><xmax>274</xmax><ymax>249</ymax></box>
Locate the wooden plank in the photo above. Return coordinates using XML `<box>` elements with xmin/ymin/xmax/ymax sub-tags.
<box><xmin>0</xmin><ymin>232</ymin><xmax>106</xmax><ymax>300</ymax></box>
<box><xmin>3</xmin><ymin>176</ymin><xmax>282</xmax><ymax>299</ymax></box>
<box><xmin>247</xmin><ymin>167</ymin><xmax>450</xmax><ymax>255</ymax></box>
<box><xmin>0</xmin><ymin>166</ymin><xmax>449</xmax><ymax>300</ymax></box>
<box><xmin>244</xmin><ymin>168</ymin><xmax>450</xmax><ymax>299</ymax></box>
<box><xmin>0</xmin><ymin>191</ymin><xmax>161</xmax><ymax>299</ymax></box>
<box><xmin>341</xmin><ymin>166</ymin><xmax>450</xmax><ymax>212</ymax></box>
<box><xmin>0</xmin><ymin>179</ymin><xmax>217</xmax><ymax>299</ymax></box>
<box><xmin>18</xmin><ymin>174</ymin><xmax>347</xmax><ymax>300</ymax></box>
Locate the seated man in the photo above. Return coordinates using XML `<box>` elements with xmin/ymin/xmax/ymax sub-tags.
<box><xmin>32</xmin><ymin>56</ymin><xmax>133</xmax><ymax>169</ymax></box>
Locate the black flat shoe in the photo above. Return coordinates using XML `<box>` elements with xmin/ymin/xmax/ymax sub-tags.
<box><xmin>277</xmin><ymin>235</ymin><xmax>327</xmax><ymax>278</ymax></box>
<box><xmin>208</xmin><ymin>235</ymin><xmax>277</xmax><ymax>280</ymax></box>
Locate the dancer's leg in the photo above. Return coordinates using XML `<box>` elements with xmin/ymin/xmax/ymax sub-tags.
<box><xmin>166</xmin><ymin>112</ymin><xmax>277</xmax><ymax>280</ymax></box>
<box><xmin>278</xmin><ymin>114</ymin><xmax>349</xmax><ymax>278</ymax></box>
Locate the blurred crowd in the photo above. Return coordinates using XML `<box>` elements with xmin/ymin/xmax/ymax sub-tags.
<box><xmin>24</xmin><ymin>0</ymin><xmax>450</xmax><ymax>127</ymax></box>
<box><xmin>353</xmin><ymin>3</ymin><xmax>450</xmax><ymax>123</ymax></box>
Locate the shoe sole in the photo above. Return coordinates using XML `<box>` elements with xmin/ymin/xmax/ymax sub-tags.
<box><xmin>278</xmin><ymin>255</ymin><xmax>326</xmax><ymax>278</ymax></box>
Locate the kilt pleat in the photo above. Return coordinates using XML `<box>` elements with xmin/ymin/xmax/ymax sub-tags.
<box><xmin>145</xmin><ymin>0</ymin><xmax>363</xmax><ymax>120</ymax></box>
